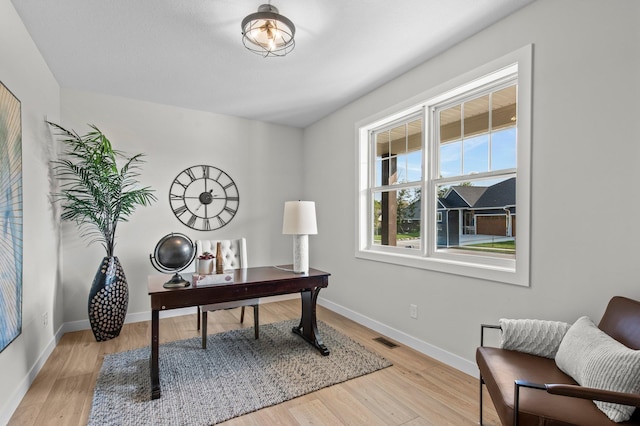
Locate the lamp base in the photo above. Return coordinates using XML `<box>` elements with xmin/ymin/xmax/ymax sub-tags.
<box><xmin>292</xmin><ymin>234</ymin><xmax>309</xmax><ymax>274</ymax></box>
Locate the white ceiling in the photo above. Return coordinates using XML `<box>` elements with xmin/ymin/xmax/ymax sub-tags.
<box><xmin>11</xmin><ymin>0</ymin><xmax>535</xmax><ymax>128</ymax></box>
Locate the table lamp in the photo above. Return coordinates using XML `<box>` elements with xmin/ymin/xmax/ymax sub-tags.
<box><xmin>282</xmin><ymin>201</ymin><xmax>317</xmax><ymax>274</ymax></box>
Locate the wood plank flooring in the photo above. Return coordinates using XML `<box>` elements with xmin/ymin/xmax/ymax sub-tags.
<box><xmin>8</xmin><ymin>299</ymin><xmax>500</xmax><ymax>425</ymax></box>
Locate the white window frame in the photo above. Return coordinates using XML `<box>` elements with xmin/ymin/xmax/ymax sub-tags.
<box><xmin>356</xmin><ymin>45</ymin><xmax>532</xmax><ymax>286</ymax></box>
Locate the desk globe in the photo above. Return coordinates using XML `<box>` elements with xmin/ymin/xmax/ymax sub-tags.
<box><xmin>149</xmin><ymin>233</ymin><xmax>196</xmax><ymax>288</ymax></box>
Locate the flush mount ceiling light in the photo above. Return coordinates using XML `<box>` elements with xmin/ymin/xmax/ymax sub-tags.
<box><xmin>241</xmin><ymin>3</ymin><xmax>295</xmax><ymax>57</ymax></box>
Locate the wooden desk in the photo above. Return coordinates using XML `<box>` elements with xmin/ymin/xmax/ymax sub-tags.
<box><xmin>147</xmin><ymin>266</ymin><xmax>331</xmax><ymax>399</ymax></box>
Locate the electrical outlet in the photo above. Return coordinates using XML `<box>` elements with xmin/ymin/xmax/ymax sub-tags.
<box><xmin>409</xmin><ymin>304</ymin><xmax>418</xmax><ymax>319</ymax></box>
<box><xmin>41</xmin><ymin>312</ymin><xmax>48</xmax><ymax>327</ymax></box>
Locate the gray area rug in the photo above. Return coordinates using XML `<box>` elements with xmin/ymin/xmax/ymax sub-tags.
<box><xmin>88</xmin><ymin>319</ymin><xmax>392</xmax><ymax>425</ymax></box>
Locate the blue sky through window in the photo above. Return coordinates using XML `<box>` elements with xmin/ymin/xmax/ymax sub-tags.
<box><xmin>440</xmin><ymin>126</ymin><xmax>516</xmax><ymax>178</ymax></box>
<box><xmin>491</xmin><ymin>128</ymin><xmax>516</xmax><ymax>170</ymax></box>
<box><xmin>400</xmin><ymin>150</ymin><xmax>422</xmax><ymax>183</ymax></box>
<box><xmin>440</xmin><ymin>141</ymin><xmax>461</xmax><ymax>177</ymax></box>
<box><xmin>463</xmin><ymin>135</ymin><xmax>489</xmax><ymax>175</ymax></box>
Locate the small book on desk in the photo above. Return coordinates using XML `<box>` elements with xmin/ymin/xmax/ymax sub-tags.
<box><xmin>192</xmin><ymin>272</ymin><xmax>234</xmax><ymax>287</ymax></box>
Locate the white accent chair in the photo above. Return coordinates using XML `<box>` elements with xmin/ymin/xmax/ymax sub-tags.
<box><xmin>195</xmin><ymin>238</ymin><xmax>259</xmax><ymax>349</ymax></box>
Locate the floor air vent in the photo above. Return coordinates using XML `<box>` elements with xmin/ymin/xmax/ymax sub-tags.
<box><xmin>373</xmin><ymin>337</ymin><xmax>399</xmax><ymax>348</ymax></box>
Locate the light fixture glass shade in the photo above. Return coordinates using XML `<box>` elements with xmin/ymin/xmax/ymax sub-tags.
<box><xmin>241</xmin><ymin>4</ymin><xmax>295</xmax><ymax>57</ymax></box>
<box><xmin>282</xmin><ymin>201</ymin><xmax>317</xmax><ymax>235</ymax></box>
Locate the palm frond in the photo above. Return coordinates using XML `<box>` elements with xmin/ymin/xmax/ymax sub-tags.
<box><xmin>49</xmin><ymin>122</ymin><xmax>156</xmax><ymax>257</ymax></box>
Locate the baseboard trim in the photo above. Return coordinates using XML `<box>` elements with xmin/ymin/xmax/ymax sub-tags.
<box><xmin>317</xmin><ymin>297</ymin><xmax>477</xmax><ymax>377</ymax></box>
<box><xmin>1</xmin><ymin>324</ymin><xmax>64</xmax><ymax>426</ymax></box>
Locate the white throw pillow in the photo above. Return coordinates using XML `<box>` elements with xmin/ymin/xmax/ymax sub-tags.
<box><xmin>499</xmin><ymin>318</ymin><xmax>571</xmax><ymax>359</ymax></box>
<box><xmin>555</xmin><ymin>316</ymin><xmax>640</xmax><ymax>423</ymax></box>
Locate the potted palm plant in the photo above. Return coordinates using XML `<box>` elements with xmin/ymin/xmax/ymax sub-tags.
<box><xmin>49</xmin><ymin>122</ymin><xmax>157</xmax><ymax>341</ymax></box>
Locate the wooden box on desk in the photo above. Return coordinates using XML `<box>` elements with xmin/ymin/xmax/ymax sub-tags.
<box><xmin>192</xmin><ymin>272</ymin><xmax>234</xmax><ymax>287</ymax></box>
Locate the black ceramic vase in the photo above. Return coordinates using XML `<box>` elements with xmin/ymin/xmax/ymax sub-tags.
<box><xmin>88</xmin><ymin>256</ymin><xmax>129</xmax><ymax>341</ymax></box>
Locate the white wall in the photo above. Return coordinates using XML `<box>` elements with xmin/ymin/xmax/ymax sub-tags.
<box><xmin>0</xmin><ymin>0</ymin><xmax>61</xmax><ymax>422</ymax></box>
<box><xmin>306</xmin><ymin>0</ymin><xmax>640</xmax><ymax>375</ymax></box>
<box><xmin>59</xmin><ymin>89</ymin><xmax>304</xmax><ymax>322</ymax></box>
<box><xmin>2</xmin><ymin>0</ymin><xmax>640</xmax><ymax>422</ymax></box>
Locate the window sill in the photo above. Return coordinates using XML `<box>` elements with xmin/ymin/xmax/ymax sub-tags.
<box><xmin>355</xmin><ymin>248</ymin><xmax>528</xmax><ymax>287</ymax></box>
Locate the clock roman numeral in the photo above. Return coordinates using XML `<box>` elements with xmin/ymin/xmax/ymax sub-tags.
<box><xmin>203</xmin><ymin>219</ymin><xmax>211</xmax><ymax>231</ymax></box>
<box><xmin>170</xmin><ymin>193</ymin><xmax>183</xmax><ymax>200</ymax></box>
<box><xmin>185</xmin><ymin>168</ymin><xmax>196</xmax><ymax>182</ymax></box>
<box><xmin>201</xmin><ymin>165</ymin><xmax>209</xmax><ymax>179</ymax></box>
<box><xmin>216</xmin><ymin>216</ymin><xmax>227</xmax><ymax>227</ymax></box>
<box><xmin>226</xmin><ymin>196</ymin><xmax>239</xmax><ymax>202</ymax></box>
<box><xmin>186</xmin><ymin>214</ymin><xmax>197</xmax><ymax>228</ymax></box>
<box><xmin>223</xmin><ymin>182</ymin><xmax>235</xmax><ymax>190</ymax></box>
<box><xmin>173</xmin><ymin>179</ymin><xmax>188</xmax><ymax>190</ymax></box>
<box><xmin>224</xmin><ymin>206</ymin><xmax>236</xmax><ymax>215</ymax></box>
<box><xmin>173</xmin><ymin>205</ymin><xmax>188</xmax><ymax>216</ymax></box>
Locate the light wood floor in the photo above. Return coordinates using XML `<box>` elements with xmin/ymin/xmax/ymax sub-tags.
<box><xmin>9</xmin><ymin>299</ymin><xmax>499</xmax><ymax>425</ymax></box>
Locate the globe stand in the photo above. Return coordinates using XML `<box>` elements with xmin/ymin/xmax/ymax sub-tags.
<box><xmin>149</xmin><ymin>233</ymin><xmax>196</xmax><ymax>289</ymax></box>
<box><xmin>163</xmin><ymin>272</ymin><xmax>190</xmax><ymax>288</ymax></box>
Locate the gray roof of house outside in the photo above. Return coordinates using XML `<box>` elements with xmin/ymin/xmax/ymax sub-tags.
<box><xmin>401</xmin><ymin>177</ymin><xmax>516</xmax><ymax>221</ymax></box>
<box><xmin>451</xmin><ymin>186</ymin><xmax>486</xmax><ymax>206</ymax></box>
<box><xmin>440</xmin><ymin>177</ymin><xmax>516</xmax><ymax>210</ymax></box>
<box><xmin>473</xmin><ymin>178</ymin><xmax>516</xmax><ymax>208</ymax></box>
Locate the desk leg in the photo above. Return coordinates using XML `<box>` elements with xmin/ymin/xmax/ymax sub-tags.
<box><xmin>150</xmin><ymin>309</ymin><xmax>161</xmax><ymax>399</ymax></box>
<box><xmin>292</xmin><ymin>287</ymin><xmax>330</xmax><ymax>356</ymax></box>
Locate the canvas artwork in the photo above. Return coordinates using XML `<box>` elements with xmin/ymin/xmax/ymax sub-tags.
<box><xmin>0</xmin><ymin>81</ymin><xmax>22</xmax><ymax>352</ymax></box>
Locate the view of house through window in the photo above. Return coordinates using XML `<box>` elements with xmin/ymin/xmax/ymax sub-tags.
<box><xmin>358</xmin><ymin>47</ymin><xmax>531</xmax><ymax>285</ymax></box>
<box><xmin>436</xmin><ymin>176</ymin><xmax>515</xmax><ymax>258</ymax></box>
<box><xmin>435</xmin><ymin>83</ymin><xmax>517</xmax><ymax>258</ymax></box>
<box><xmin>370</xmin><ymin>82</ymin><xmax>517</xmax><ymax>259</ymax></box>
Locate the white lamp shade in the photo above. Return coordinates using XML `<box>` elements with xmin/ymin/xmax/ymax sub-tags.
<box><xmin>282</xmin><ymin>201</ymin><xmax>317</xmax><ymax>235</ymax></box>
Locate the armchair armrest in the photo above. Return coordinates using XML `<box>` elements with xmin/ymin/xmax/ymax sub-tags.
<box><xmin>480</xmin><ymin>324</ymin><xmax>501</xmax><ymax>346</ymax></box>
<box><xmin>545</xmin><ymin>383</ymin><xmax>640</xmax><ymax>407</ymax></box>
<box><xmin>513</xmin><ymin>380</ymin><xmax>640</xmax><ymax>425</ymax></box>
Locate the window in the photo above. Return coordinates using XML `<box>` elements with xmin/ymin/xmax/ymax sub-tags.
<box><xmin>372</xmin><ymin>115</ymin><xmax>423</xmax><ymax>250</ymax></box>
<box><xmin>357</xmin><ymin>46</ymin><xmax>531</xmax><ymax>285</ymax></box>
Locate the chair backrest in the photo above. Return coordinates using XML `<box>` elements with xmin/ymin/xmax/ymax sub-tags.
<box><xmin>195</xmin><ymin>238</ymin><xmax>247</xmax><ymax>270</ymax></box>
<box><xmin>598</xmin><ymin>296</ymin><xmax>640</xmax><ymax>349</ymax></box>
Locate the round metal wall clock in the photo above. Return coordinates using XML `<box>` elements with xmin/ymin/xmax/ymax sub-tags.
<box><xmin>169</xmin><ymin>165</ymin><xmax>239</xmax><ymax>231</ymax></box>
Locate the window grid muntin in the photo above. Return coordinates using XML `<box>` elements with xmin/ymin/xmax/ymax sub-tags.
<box><xmin>434</xmin><ymin>78</ymin><xmax>517</xmax><ymax>182</ymax></box>
<box><xmin>372</xmin><ymin>113</ymin><xmax>423</xmax><ymax>189</ymax></box>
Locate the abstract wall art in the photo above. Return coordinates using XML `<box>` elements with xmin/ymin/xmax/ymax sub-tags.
<box><xmin>0</xmin><ymin>81</ymin><xmax>22</xmax><ymax>352</ymax></box>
